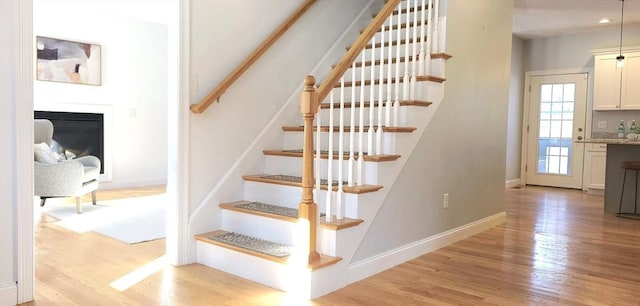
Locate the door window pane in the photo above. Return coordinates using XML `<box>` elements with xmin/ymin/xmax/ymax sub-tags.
<box><xmin>537</xmin><ymin>83</ymin><xmax>576</xmax><ymax>175</ymax></box>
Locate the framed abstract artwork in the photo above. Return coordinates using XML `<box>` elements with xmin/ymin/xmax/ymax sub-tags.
<box><xmin>36</xmin><ymin>36</ymin><xmax>101</xmax><ymax>86</ymax></box>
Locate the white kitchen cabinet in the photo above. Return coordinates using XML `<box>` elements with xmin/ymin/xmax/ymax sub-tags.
<box><xmin>583</xmin><ymin>143</ymin><xmax>607</xmax><ymax>193</ymax></box>
<box><xmin>593</xmin><ymin>50</ymin><xmax>640</xmax><ymax>110</ymax></box>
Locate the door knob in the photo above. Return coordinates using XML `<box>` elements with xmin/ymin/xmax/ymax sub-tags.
<box><xmin>577</xmin><ymin>136</ymin><xmax>583</xmax><ymax>140</ymax></box>
<box><xmin>578</xmin><ymin>128</ymin><xmax>583</xmax><ymax>132</ymax></box>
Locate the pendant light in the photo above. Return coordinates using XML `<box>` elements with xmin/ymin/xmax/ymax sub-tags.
<box><xmin>617</xmin><ymin>0</ymin><xmax>626</xmax><ymax>67</ymax></box>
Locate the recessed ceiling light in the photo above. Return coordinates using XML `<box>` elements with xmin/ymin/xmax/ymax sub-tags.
<box><xmin>600</xmin><ymin>18</ymin><xmax>612</xmax><ymax>24</ymax></box>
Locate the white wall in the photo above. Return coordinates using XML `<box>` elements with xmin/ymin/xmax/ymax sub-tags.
<box><xmin>33</xmin><ymin>1</ymin><xmax>169</xmax><ymax>189</ymax></box>
<box><xmin>187</xmin><ymin>0</ymin><xmax>371</xmax><ymax>218</ymax></box>
<box><xmin>506</xmin><ymin>36</ymin><xmax>525</xmax><ymax>183</ymax></box>
<box><xmin>352</xmin><ymin>0</ymin><xmax>513</xmax><ymax>261</ymax></box>
<box><xmin>0</xmin><ymin>3</ymin><xmax>18</xmax><ymax>301</ymax></box>
<box><xmin>1</xmin><ymin>1</ymin><xmax>33</xmax><ymax>304</ymax></box>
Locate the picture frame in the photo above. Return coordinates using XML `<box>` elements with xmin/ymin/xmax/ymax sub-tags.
<box><xmin>36</xmin><ymin>36</ymin><xmax>102</xmax><ymax>86</ymax></box>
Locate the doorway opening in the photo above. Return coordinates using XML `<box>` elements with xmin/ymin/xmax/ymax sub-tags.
<box><xmin>522</xmin><ymin>72</ymin><xmax>589</xmax><ymax>189</ymax></box>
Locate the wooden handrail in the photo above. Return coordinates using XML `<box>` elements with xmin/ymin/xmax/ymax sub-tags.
<box><xmin>315</xmin><ymin>0</ymin><xmax>401</xmax><ymax>103</ymax></box>
<box><xmin>190</xmin><ymin>0</ymin><xmax>317</xmax><ymax>114</ymax></box>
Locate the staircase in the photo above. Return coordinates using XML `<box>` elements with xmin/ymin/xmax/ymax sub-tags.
<box><xmin>194</xmin><ymin>0</ymin><xmax>451</xmax><ymax>299</ymax></box>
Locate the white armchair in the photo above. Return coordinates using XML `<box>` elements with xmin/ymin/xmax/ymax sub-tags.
<box><xmin>34</xmin><ymin>119</ymin><xmax>100</xmax><ymax>213</ymax></box>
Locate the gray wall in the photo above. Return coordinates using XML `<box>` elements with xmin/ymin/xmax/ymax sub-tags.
<box><xmin>507</xmin><ymin>36</ymin><xmax>525</xmax><ymax>182</ymax></box>
<box><xmin>524</xmin><ymin>25</ymin><xmax>640</xmax><ymax>138</ymax></box>
<box><xmin>506</xmin><ymin>24</ymin><xmax>640</xmax><ymax>183</ymax></box>
<box><xmin>353</xmin><ymin>0</ymin><xmax>513</xmax><ymax>261</ymax></box>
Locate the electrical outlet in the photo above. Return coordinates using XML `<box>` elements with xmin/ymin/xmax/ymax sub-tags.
<box><xmin>597</xmin><ymin>121</ymin><xmax>607</xmax><ymax>129</ymax></box>
<box><xmin>443</xmin><ymin>193</ymin><xmax>449</xmax><ymax>209</ymax></box>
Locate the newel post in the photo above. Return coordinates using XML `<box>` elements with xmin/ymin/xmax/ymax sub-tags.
<box><xmin>299</xmin><ymin>75</ymin><xmax>321</xmax><ymax>264</ymax></box>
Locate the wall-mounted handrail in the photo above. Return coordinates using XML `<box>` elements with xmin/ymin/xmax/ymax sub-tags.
<box><xmin>315</xmin><ymin>0</ymin><xmax>401</xmax><ymax>104</ymax></box>
<box><xmin>190</xmin><ymin>0</ymin><xmax>317</xmax><ymax>114</ymax></box>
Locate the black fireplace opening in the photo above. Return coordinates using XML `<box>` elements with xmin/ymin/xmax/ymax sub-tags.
<box><xmin>35</xmin><ymin>111</ymin><xmax>104</xmax><ymax>174</ymax></box>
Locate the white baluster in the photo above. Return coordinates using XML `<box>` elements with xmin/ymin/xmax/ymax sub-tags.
<box><xmin>418</xmin><ymin>0</ymin><xmax>428</xmax><ymax>76</ymax></box>
<box><xmin>393</xmin><ymin>2</ymin><xmax>402</xmax><ymax>127</ymax></box>
<box><xmin>433</xmin><ymin>0</ymin><xmax>439</xmax><ymax>53</ymax></box>
<box><xmin>425</xmin><ymin>0</ymin><xmax>433</xmax><ymax>75</ymax></box>
<box><xmin>410</xmin><ymin>0</ymin><xmax>418</xmax><ymax>100</ymax></box>
<box><xmin>368</xmin><ymin>34</ymin><xmax>375</xmax><ymax>155</ymax></box>
<box><xmin>315</xmin><ymin>98</ymin><xmax>321</xmax><ymax>207</ymax></box>
<box><xmin>337</xmin><ymin>77</ymin><xmax>345</xmax><ymax>220</ymax></box>
<box><xmin>377</xmin><ymin>20</ymin><xmax>386</xmax><ymax>155</ymax></box>
<box><xmin>402</xmin><ymin>1</ymin><xmax>411</xmax><ymax>101</ymax></box>
<box><xmin>348</xmin><ymin>62</ymin><xmax>355</xmax><ymax>187</ymax></box>
<box><xmin>326</xmin><ymin>90</ymin><xmax>334</xmax><ymax>222</ymax></box>
<box><xmin>357</xmin><ymin>51</ymin><xmax>365</xmax><ymax>185</ymax></box>
<box><xmin>385</xmin><ymin>9</ymin><xmax>393</xmax><ymax>128</ymax></box>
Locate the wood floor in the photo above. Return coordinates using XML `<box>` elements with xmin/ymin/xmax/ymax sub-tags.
<box><xmin>25</xmin><ymin>186</ymin><xmax>640</xmax><ymax>305</ymax></box>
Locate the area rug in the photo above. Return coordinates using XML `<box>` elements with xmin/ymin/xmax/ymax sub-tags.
<box><xmin>38</xmin><ymin>193</ymin><xmax>166</xmax><ymax>244</ymax></box>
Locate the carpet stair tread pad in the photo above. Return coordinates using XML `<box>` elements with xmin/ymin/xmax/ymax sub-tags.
<box><xmin>209</xmin><ymin>231</ymin><xmax>293</xmax><ymax>258</ymax></box>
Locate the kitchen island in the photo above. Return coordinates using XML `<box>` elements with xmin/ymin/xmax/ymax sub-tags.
<box><xmin>578</xmin><ymin>139</ymin><xmax>640</xmax><ymax>213</ymax></box>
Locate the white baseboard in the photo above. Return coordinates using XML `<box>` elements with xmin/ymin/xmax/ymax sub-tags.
<box><xmin>505</xmin><ymin>179</ymin><xmax>521</xmax><ymax>188</ymax></box>
<box><xmin>99</xmin><ymin>178</ymin><xmax>167</xmax><ymax>190</ymax></box>
<box><xmin>347</xmin><ymin>211</ymin><xmax>507</xmax><ymax>284</ymax></box>
<box><xmin>0</xmin><ymin>284</ymin><xmax>17</xmax><ymax>306</ymax></box>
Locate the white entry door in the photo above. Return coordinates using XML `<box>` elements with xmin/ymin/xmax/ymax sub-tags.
<box><xmin>525</xmin><ymin>73</ymin><xmax>588</xmax><ymax>189</ymax></box>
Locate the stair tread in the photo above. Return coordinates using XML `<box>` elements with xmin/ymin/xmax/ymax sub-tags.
<box><xmin>220</xmin><ymin>200</ymin><xmax>364</xmax><ymax>230</ymax></box>
<box><xmin>282</xmin><ymin>126</ymin><xmax>416</xmax><ymax>133</ymax></box>
<box><xmin>243</xmin><ymin>174</ymin><xmax>383</xmax><ymax>194</ymax></box>
<box><xmin>320</xmin><ymin>100</ymin><xmax>432</xmax><ymax>108</ymax></box>
<box><xmin>195</xmin><ymin>230</ymin><xmax>343</xmax><ymax>270</ymax></box>
<box><xmin>263</xmin><ymin>149</ymin><xmax>401</xmax><ymax>162</ymax></box>
<box><xmin>195</xmin><ymin>230</ymin><xmax>292</xmax><ymax>264</ymax></box>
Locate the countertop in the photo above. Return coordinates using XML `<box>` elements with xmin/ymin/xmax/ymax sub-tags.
<box><xmin>576</xmin><ymin>139</ymin><xmax>640</xmax><ymax>145</ymax></box>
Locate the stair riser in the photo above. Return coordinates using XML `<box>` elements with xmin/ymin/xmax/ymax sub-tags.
<box><xmin>197</xmin><ymin>241</ymin><xmax>289</xmax><ymax>292</ymax></box>
<box><xmin>371</xmin><ymin>29</ymin><xmax>427</xmax><ymax>48</ymax></box>
<box><xmin>243</xmin><ymin>181</ymin><xmax>362</xmax><ymax>219</ymax></box>
<box><xmin>318</xmin><ymin>81</ymin><xmax>441</xmax><ymax>104</ymax></box>
<box><xmin>345</xmin><ymin>48</ymin><xmax>446</xmax><ymax>73</ymax></box>
<box><xmin>283</xmin><ymin>131</ymin><xmax>408</xmax><ymax>155</ymax></box>
<box><xmin>317</xmin><ymin>105</ymin><xmax>419</xmax><ymax>127</ymax></box>
<box><xmin>264</xmin><ymin>155</ymin><xmax>380</xmax><ymax>185</ymax></box>
<box><xmin>221</xmin><ymin>209</ymin><xmax>299</xmax><ymax>246</ymax></box>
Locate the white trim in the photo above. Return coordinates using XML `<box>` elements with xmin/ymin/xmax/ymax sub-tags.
<box><xmin>346</xmin><ymin>211</ymin><xmax>507</xmax><ymax>284</ymax></box>
<box><xmin>165</xmin><ymin>0</ymin><xmax>190</xmax><ymax>266</ymax></box>
<box><xmin>17</xmin><ymin>0</ymin><xmax>34</xmax><ymax>303</ymax></box>
<box><xmin>505</xmin><ymin>179</ymin><xmax>521</xmax><ymax>188</ymax></box>
<box><xmin>99</xmin><ymin>178</ymin><xmax>167</xmax><ymax>190</ymax></box>
<box><xmin>1</xmin><ymin>284</ymin><xmax>18</xmax><ymax>306</ymax></box>
<box><xmin>591</xmin><ymin>46</ymin><xmax>640</xmax><ymax>56</ymax></box>
<box><xmin>519</xmin><ymin>68</ymin><xmax>593</xmax><ymax>186</ymax></box>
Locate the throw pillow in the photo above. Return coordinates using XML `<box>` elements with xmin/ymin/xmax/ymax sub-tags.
<box><xmin>34</xmin><ymin>142</ymin><xmax>58</xmax><ymax>164</ymax></box>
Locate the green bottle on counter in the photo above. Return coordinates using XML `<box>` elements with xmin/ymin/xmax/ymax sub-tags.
<box><xmin>632</xmin><ymin>120</ymin><xmax>638</xmax><ymax>134</ymax></box>
<box><xmin>619</xmin><ymin>120</ymin><xmax>626</xmax><ymax>139</ymax></box>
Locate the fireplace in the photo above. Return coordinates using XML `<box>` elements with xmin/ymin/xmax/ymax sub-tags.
<box><xmin>35</xmin><ymin>110</ymin><xmax>105</xmax><ymax>174</ymax></box>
